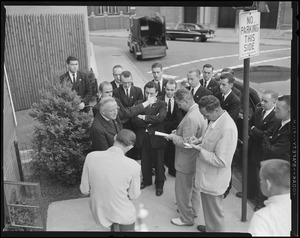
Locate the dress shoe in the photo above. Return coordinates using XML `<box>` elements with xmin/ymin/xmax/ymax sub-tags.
<box><xmin>170</xmin><ymin>218</ymin><xmax>194</xmax><ymax>226</ymax></box>
<box><xmin>140</xmin><ymin>183</ymin><xmax>151</xmax><ymax>189</ymax></box>
<box><xmin>236</xmin><ymin>192</ymin><xmax>242</xmax><ymax>198</ymax></box>
<box><xmin>254</xmin><ymin>203</ymin><xmax>265</xmax><ymax>212</ymax></box>
<box><xmin>196</xmin><ymin>225</ymin><xmax>206</xmax><ymax>232</ymax></box>
<box><xmin>156</xmin><ymin>188</ymin><xmax>163</xmax><ymax>196</ymax></box>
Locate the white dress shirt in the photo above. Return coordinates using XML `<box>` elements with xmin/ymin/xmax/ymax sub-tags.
<box><xmin>248</xmin><ymin>193</ymin><xmax>291</xmax><ymax>236</ymax></box>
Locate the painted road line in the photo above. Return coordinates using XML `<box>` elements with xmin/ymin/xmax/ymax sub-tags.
<box><xmin>147</xmin><ymin>48</ymin><xmax>291</xmax><ymax>73</ymax></box>
<box><xmin>173</xmin><ymin>56</ymin><xmax>291</xmax><ymax>83</ymax></box>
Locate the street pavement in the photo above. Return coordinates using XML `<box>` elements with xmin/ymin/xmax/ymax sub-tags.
<box><xmin>46</xmin><ymin>29</ymin><xmax>260</xmax><ymax>233</ymax></box>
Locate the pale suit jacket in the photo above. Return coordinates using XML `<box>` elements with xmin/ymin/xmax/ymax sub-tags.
<box><xmin>172</xmin><ymin>104</ymin><xmax>207</xmax><ymax>174</ymax></box>
<box><xmin>80</xmin><ymin>147</ymin><xmax>141</xmax><ymax>227</ymax></box>
<box><xmin>196</xmin><ymin>111</ymin><xmax>238</xmax><ymax>195</ymax></box>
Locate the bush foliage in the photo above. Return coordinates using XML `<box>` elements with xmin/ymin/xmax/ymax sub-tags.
<box><xmin>29</xmin><ymin>79</ymin><xmax>93</xmax><ymax>186</ymax></box>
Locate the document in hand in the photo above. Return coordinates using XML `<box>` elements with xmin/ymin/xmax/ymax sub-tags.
<box><xmin>154</xmin><ymin>131</ymin><xmax>170</xmax><ymax>137</ymax></box>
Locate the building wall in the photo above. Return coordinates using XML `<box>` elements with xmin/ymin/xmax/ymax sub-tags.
<box><xmin>3</xmin><ymin>74</ymin><xmax>21</xmax><ymax>203</ymax></box>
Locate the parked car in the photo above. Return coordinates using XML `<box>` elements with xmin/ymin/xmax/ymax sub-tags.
<box><xmin>127</xmin><ymin>15</ymin><xmax>167</xmax><ymax>60</ymax></box>
<box><xmin>166</xmin><ymin>23</ymin><xmax>215</xmax><ymax>42</ymax></box>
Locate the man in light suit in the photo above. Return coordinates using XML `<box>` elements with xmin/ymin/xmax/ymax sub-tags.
<box><xmin>80</xmin><ymin>129</ymin><xmax>141</xmax><ymax>232</ymax></box>
<box><xmin>166</xmin><ymin>88</ymin><xmax>207</xmax><ymax>226</ymax></box>
<box><xmin>190</xmin><ymin>95</ymin><xmax>238</xmax><ymax>232</ymax></box>
<box><xmin>59</xmin><ymin>56</ymin><xmax>92</xmax><ymax>112</ymax></box>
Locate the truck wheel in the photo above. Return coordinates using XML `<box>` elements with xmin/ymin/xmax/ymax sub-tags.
<box><xmin>200</xmin><ymin>37</ymin><xmax>207</xmax><ymax>42</ymax></box>
<box><xmin>193</xmin><ymin>36</ymin><xmax>201</xmax><ymax>42</ymax></box>
<box><xmin>134</xmin><ymin>49</ymin><xmax>142</xmax><ymax>60</ymax></box>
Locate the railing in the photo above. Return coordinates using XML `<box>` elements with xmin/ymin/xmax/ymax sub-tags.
<box><xmin>3</xmin><ymin>180</ymin><xmax>46</xmax><ymax>231</ymax></box>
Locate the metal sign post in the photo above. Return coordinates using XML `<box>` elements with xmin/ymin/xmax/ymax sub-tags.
<box><xmin>239</xmin><ymin>10</ymin><xmax>260</xmax><ymax>222</ymax></box>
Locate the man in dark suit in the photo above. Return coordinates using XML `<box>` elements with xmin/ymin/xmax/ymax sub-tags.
<box><xmin>59</xmin><ymin>56</ymin><xmax>92</xmax><ymax>112</ymax></box>
<box><xmin>216</xmin><ymin>72</ymin><xmax>241</xmax><ymax>123</ymax></box>
<box><xmin>216</xmin><ymin>72</ymin><xmax>241</xmax><ymax>198</ymax></box>
<box><xmin>236</xmin><ymin>90</ymin><xmax>280</xmax><ymax>211</ymax></box>
<box><xmin>158</xmin><ymin>79</ymin><xmax>184</xmax><ymax>177</ymax></box>
<box><xmin>131</xmin><ymin>81</ymin><xmax>167</xmax><ymax>196</ymax></box>
<box><xmin>187</xmin><ymin>68</ymin><xmax>212</xmax><ymax>104</ymax></box>
<box><xmin>262</xmin><ymin>95</ymin><xmax>290</xmax><ymax>162</ymax></box>
<box><xmin>113</xmin><ymin>70</ymin><xmax>143</xmax><ymax>160</ymax></box>
<box><xmin>110</xmin><ymin>65</ymin><xmax>123</xmax><ymax>90</ymax></box>
<box><xmin>200</xmin><ymin>64</ymin><xmax>220</xmax><ymax>96</ymax></box>
<box><xmin>220</xmin><ymin>67</ymin><xmax>242</xmax><ymax>100</ymax></box>
<box><xmin>151</xmin><ymin>62</ymin><xmax>168</xmax><ymax>97</ymax></box>
<box><xmin>93</xmin><ymin>81</ymin><xmax>153</xmax><ymax>122</ymax></box>
<box><xmin>90</xmin><ymin>97</ymin><xmax>123</xmax><ymax>151</ymax></box>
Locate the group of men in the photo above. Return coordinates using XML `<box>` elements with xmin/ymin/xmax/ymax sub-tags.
<box><xmin>60</xmin><ymin>55</ymin><xmax>291</xmax><ymax>235</ymax></box>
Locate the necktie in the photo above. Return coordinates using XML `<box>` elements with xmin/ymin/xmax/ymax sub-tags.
<box><xmin>72</xmin><ymin>73</ymin><xmax>76</xmax><ymax>83</ymax></box>
<box><xmin>203</xmin><ymin>80</ymin><xmax>207</xmax><ymax>88</ymax></box>
<box><xmin>191</xmin><ymin>88</ymin><xmax>194</xmax><ymax>95</ymax></box>
<box><xmin>168</xmin><ymin>98</ymin><xmax>171</xmax><ymax>114</ymax></box>
<box><xmin>126</xmin><ymin>89</ymin><xmax>129</xmax><ymax>98</ymax></box>
<box><xmin>262</xmin><ymin>110</ymin><xmax>266</xmax><ymax>119</ymax></box>
<box><xmin>222</xmin><ymin>95</ymin><xmax>225</xmax><ymax>102</ymax></box>
<box><xmin>157</xmin><ymin>81</ymin><xmax>161</xmax><ymax>94</ymax></box>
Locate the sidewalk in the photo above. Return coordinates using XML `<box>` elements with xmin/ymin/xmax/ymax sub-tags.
<box><xmin>46</xmin><ymin>34</ymin><xmax>255</xmax><ymax>232</ymax></box>
<box><xmin>47</xmin><ymin>172</ymin><xmax>254</xmax><ymax>232</ymax></box>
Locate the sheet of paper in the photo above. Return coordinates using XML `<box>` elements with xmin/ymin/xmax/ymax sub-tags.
<box><xmin>154</xmin><ymin>131</ymin><xmax>170</xmax><ymax>137</ymax></box>
<box><xmin>183</xmin><ymin>142</ymin><xmax>193</xmax><ymax>148</ymax></box>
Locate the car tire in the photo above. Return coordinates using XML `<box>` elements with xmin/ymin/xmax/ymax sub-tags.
<box><xmin>134</xmin><ymin>49</ymin><xmax>142</xmax><ymax>60</ymax></box>
<box><xmin>200</xmin><ymin>37</ymin><xmax>207</xmax><ymax>42</ymax></box>
<box><xmin>193</xmin><ymin>36</ymin><xmax>201</xmax><ymax>42</ymax></box>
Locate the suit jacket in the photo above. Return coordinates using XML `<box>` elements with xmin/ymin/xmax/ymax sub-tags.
<box><xmin>192</xmin><ymin>86</ymin><xmax>212</xmax><ymax>104</ymax></box>
<box><xmin>157</xmin><ymin>95</ymin><xmax>184</xmax><ymax>134</ymax></box>
<box><xmin>152</xmin><ymin>78</ymin><xmax>168</xmax><ymax>97</ymax></box>
<box><xmin>110</xmin><ymin>80</ymin><xmax>119</xmax><ymax>91</ymax></box>
<box><xmin>216</xmin><ymin>91</ymin><xmax>241</xmax><ymax>123</ymax></box>
<box><xmin>262</xmin><ymin>121</ymin><xmax>290</xmax><ymax>161</ymax></box>
<box><xmin>171</xmin><ymin>104</ymin><xmax>207</xmax><ymax>174</ymax></box>
<box><xmin>196</xmin><ymin>111</ymin><xmax>238</xmax><ymax>195</ymax></box>
<box><xmin>80</xmin><ymin>147</ymin><xmax>141</xmax><ymax>227</ymax></box>
<box><xmin>248</xmin><ymin>108</ymin><xmax>280</xmax><ymax>164</ymax></box>
<box><xmin>113</xmin><ymin>86</ymin><xmax>143</xmax><ymax>108</ymax></box>
<box><xmin>232</xmin><ymin>86</ymin><xmax>242</xmax><ymax>100</ymax></box>
<box><xmin>200</xmin><ymin>78</ymin><xmax>220</xmax><ymax>96</ymax></box>
<box><xmin>90</xmin><ymin>112</ymin><xmax>123</xmax><ymax>151</ymax></box>
<box><xmin>59</xmin><ymin>71</ymin><xmax>92</xmax><ymax>105</ymax></box>
<box><xmin>131</xmin><ymin>98</ymin><xmax>167</xmax><ymax>149</ymax></box>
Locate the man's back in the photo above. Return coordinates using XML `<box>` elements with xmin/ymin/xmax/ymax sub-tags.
<box><xmin>248</xmin><ymin>194</ymin><xmax>291</xmax><ymax>236</ymax></box>
<box><xmin>80</xmin><ymin>147</ymin><xmax>141</xmax><ymax>227</ymax></box>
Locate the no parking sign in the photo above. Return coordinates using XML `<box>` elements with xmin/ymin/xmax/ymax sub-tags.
<box><xmin>239</xmin><ymin>10</ymin><xmax>260</xmax><ymax>60</ymax></box>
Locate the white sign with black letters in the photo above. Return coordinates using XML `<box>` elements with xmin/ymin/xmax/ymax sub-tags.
<box><xmin>239</xmin><ymin>10</ymin><xmax>260</xmax><ymax>60</ymax></box>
